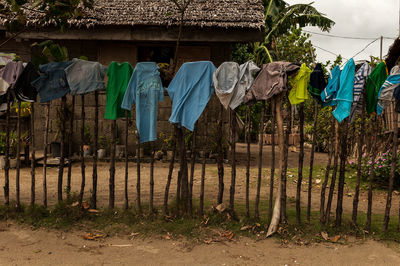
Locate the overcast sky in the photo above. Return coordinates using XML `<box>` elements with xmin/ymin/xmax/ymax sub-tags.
<box><xmin>285</xmin><ymin>0</ymin><xmax>399</xmax><ymax>64</ymax></box>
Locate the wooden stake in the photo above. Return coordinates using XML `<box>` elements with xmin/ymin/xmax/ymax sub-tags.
<box><xmin>255</xmin><ymin>101</ymin><xmax>265</xmax><ymax>219</ymax></box>
<box><xmin>269</xmin><ymin>98</ymin><xmax>276</xmax><ymax>222</ymax></box>
<box><xmin>43</xmin><ymin>103</ymin><xmax>50</xmax><ymax>208</ymax></box>
<box><xmin>124</xmin><ymin>110</ymin><xmax>129</xmax><ymax>210</ymax></box>
<box><xmin>245</xmin><ymin>106</ymin><xmax>251</xmax><ymax>218</ymax></box>
<box><xmin>149</xmin><ymin>143</ymin><xmax>155</xmax><ymax>213</ymax></box>
<box><xmin>16</xmin><ymin>100</ymin><xmax>21</xmax><ymax>209</ymax></box>
<box><xmin>229</xmin><ymin>109</ymin><xmax>237</xmax><ymax>215</ymax></box>
<box><xmin>366</xmin><ymin>117</ymin><xmax>378</xmax><ymax>231</ymax></box>
<box><xmin>67</xmin><ymin>96</ymin><xmax>75</xmax><ymax>200</ymax></box>
<box><xmin>336</xmin><ymin>120</ymin><xmax>349</xmax><ymax>227</ymax></box>
<box><xmin>199</xmin><ymin>113</ymin><xmax>208</xmax><ymax>217</ymax></box>
<box><xmin>91</xmin><ymin>91</ymin><xmax>98</xmax><ymax>209</ymax></box>
<box><xmin>217</xmin><ymin>104</ymin><xmax>224</xmax><ymax>204</ymax></box>
<box><xmin>307</xmin><ymin>100</ymin><xmax>318</xmax><ymax>222</ymax></box>
<box><xmin>109</xmin><ymin>120</ymin><xmax>116</xmax><ymax>209</ymax></box>
<box><xmin>79</xmin><ymin>95</ymin><xmax>86</xmax><ymax>206</ymax></box>
<box><xmin>296</xmin><ymin>103</ymin><xmax>305</xmax><ymax>224</ymax></box>
<box><xmin>30</xmin><ymin>103</ymin><xmax>36</xmax><ymax>206</ymax></box>
<box><xmin>57</xmin><ymin>96</ymin><xmax>67</xmax><ymax>202</ymax></box>
<box><xmin>178</xmin><ymin>127</ymin><xmax>188</xmax><ymax>213</ymax></box>
<box><xmin>281</xmin><ymin>96</ymin><xmax>291</xmax><ymax>223</ymax></box>
<box><xmin>189</xmin><ymin>125</ymin><xmax>197</xmax><ymax>215</ymax></box>
<box><xmin>3</xmin><ymin>91</ymin><xmax>10</xmax><ymax>205</ymax></box>
<box><xmin>325</xmin><ymin>120</ymin><xmax>339</xmax><ymax>223</ymax></box>
<box><xmin>163</xmin><ymin>126</ymin><xmax>177</xmax><ymax>215</ymax></box>
<box><xmin>136</xmin><ymin>132</ymin><xmax>142</xmax><ymax>213</ymax></box>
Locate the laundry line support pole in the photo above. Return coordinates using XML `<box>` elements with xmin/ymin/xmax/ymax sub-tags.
<box><xmin>296</xmin><ymin>102</ymin><xmax>305</xmax><ymax>224</ymax></box>
<box><xmin>189</xmin><ymin>123</ymin><xmax>197</xmax><ymax>215</ymax></box>
<box><xmin>245</xmin><ymin>106</ymin><xmax>251</xmax><ymax>218</ymax></box>
<box><xmin>30</xmin><ymin>102</ymin><xmax>36</xmax><ymax>206</ymax></box>
<box><xmin>109</xmin><ymin>119</ymin><xmax>116</xmax><ymax>209</ymax></box>
<box><xmin>336</xmin><ymin>119</ymin><xmax>349</xmax><ymax>227</ymax></box>
<box><xmin>366</xmin><ymin>117</ymin><xmax>378</xmax><ymax>231</ymax></box>
<box><xmin>269</xmin><ymin>98</ymin><xmax>276</xmax><ymax>222</ymax></box>
<box><xmin>229</xmin><ymin>109</ymin><xmax>237</xmax><ymax>216</ymax></box>
<box><xmin>57</xmin><ymin>96</ymin><xmax>67</xmax><ymax>202</ymax></box>
<box><xmin>124</xmin><ymin>110</ymin><xmax>129</xmax><ymax>210</ymax></box>
<box><xmin>43</xmin><ymin>102</ymin><xmax>50</xmax><ymax>208</ymax></box>
<box><xmin>307</xmin><ymin>100</ymin><xmax>318</xmax><ymax>222</ymax></box>
<box><xmin>255</xmin><ymin>101</ymin><xmax>265</xmax><ymax>219</ymax></box>
<box><xmin>16</xmin><ymin>100</ymin><xmax>21</xmax><ymax>209</ymax></box>
<box><xmin>281</xmin><ymin>94</ymin><xmax>291</xmax><ymax>224</ymax></box>
<box><xmin>217</xmin><ymin>104</ymin><xmax>224</xmax><ymax>205</ymax></box>
<box><xmin>79</xmin><ymin>95</ymin><xmax>86</xmax><ymax>206</ymax></box>
<box><xmin>149</xmin><ymin>142</ymin><xmax>155</xmax><ymax>213</ymax></box>
<box><xmin>136</xmin><ymin>131</ymin><xmax>142</xmax><ymax>214</ymax></box>
<box><xmin>4</xmin><ymin>91</ymin><xmax>11</xmax><ymax>205</ymax></box>
<box><xmin>325</xmin><ymin>119</ymin><xmax>339</xmax><ymax>224</ymax></box>
<box><xmin>178</xmin><ymin>127</ymin><xmax>189</xmax><ymax>213</ymax></box>
<box><xmin>163</xmin><ymin>125</ymin><xmax>177</xmax><ymax>216</ymax></box>
<box><xmin>92</xmin><ymin>91</ymin><xmax>99</xmax><ymax>209</ymax></box>
<box><xmin>199</xmin><ymin>113</ymin><xmax>208</xmax><ymax>217</ymax></box>
<box><xmin>67</xmin><ymin>96</ymin><xmax>75</xmax><ymax>200</ymax></box>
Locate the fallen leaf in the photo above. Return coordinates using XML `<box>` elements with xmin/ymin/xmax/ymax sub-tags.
<box><xmin>216</xmin><ymin>204</ymin><xmax>226</xmax><ymax>213</ymax></box>
<box><xmin>240</xmin><ymin>225</ymin><xmax>251</xmax><ymax>231</ymax></box>
<box><xmin>164</xmin><ymin>235</ymin><xmax>171</xmax><ymax>240</ymax></box>
<box><xmin>82</xmin><ymin>233</ymin><xmax>103</xmax><ymax>240</ymax></box>
<box><xmin>33</xmin><ymin>249</ymin><xmax>41</xmax><ymax>253</ymax></box>
<box><xmin>315</xmin><ymin>179</ymin><xmax>321</xmax><ymax>184</ymax></box>
<box><xmin>204</xmin><ymin>239</ymin><xmax>212</xmax><ymax>244</ymax></box>
<box><xmin>71</xmin><ymin>202</ymin><xmax>79</xmax><ymax>207</ymax></box>
<box><xmin>321</xmin><ymin>231</ymin><xmax>329</xmax><ymax>241</ymax></box>
<box><xmin>332</xmin><ymin>235</ymin><xmax>340</xmax><ymax>242</ymax></box>
<box><xmin>88</xmin><ymin>209</ymin><xmax>99</xmax><ymax>213</ymax></box>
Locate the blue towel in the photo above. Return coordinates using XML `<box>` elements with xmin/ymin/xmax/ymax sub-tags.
<box><xmin>332</xmin><ymin>59</ymin><xmax>356</xmax><ymax>122</ymax></box>
<box><xmin>121</xmin><ymin>62</ymin><xmax>164</xmax><ymax>143</ymax></box>
<box><xmin>321</xmin><ymin>65</ymin><xmax>341</xmax><ymax>107</ymax></box>
<box><xmin>167</xmin><ymin>61</ymin><xmax>216</xmax><ymax>131</ymax></box>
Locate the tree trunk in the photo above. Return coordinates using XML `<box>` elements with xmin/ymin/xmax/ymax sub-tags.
<box><xmin>79</xmin><ymin>95</ymin><xmax>86</xmax><ymax>206</ymax></box>
<box><xmin>384</xmin><ymin>112</ymin><xmax>398</xmax><ymax>232</ymax></box>
<box><xmin>229</xmin><ymin>109</ymin><xmax>237</xmax><ymax>215</ymax></box>
<box><xmin>217</xmin><ymin>104</ymin><xmax>224</xmax><ymax>204</ymax></box>
<box><xmin>269</xmin><ymin>98</ymin><xmax>276</xmax><ymax>222</ymax></box>
<box><xmin>320</xmin><ymin>116</ymin><xmax>335</xmax><ymax>224</ymax></box>
<box><xmin>255</xmin><ymin>101</ymin><xmax>265</xmax><ymax>219</ymax></box>
<box><xmin>245</xmin><ymin>106</ymin><xmax>251</xmax><ymax>218</ymax></box>
<box><xmin>281</xmin><ymin>96</ymin><xmax>291</xmax><ymax>224</ymax></box>
<box><xmin>336</xmin><ymin>120</ymin><xmax>349</xmax><ymax>227</ymax></box>
<box><xmin>149</xmin><ymin>144</ymin><xmax>155</xmax><ymax>213</ymax></box>
<box><xmin>326</xmin><ymin>120</ymin><xmax>339</xmax><ymax>224</ymax></box>
<box><xmin>43</xmin><ymin>103</ymin><xmax>50</xmax><ymax>208</ymax></box>
<box><xmin>109</xmin><ymin>120</ymin><xmax>116</xmax><ymax>209</ymax></box>
<box><xmin>366</xmin><ymin>117</ymin><xmax>378</xmax><ymax>231</ymax></box>
<box><xmin>91</xmin><ymin>91</ymin><xmax>98</xmax><ymax>209</ymax></box>
<box><xmin>67</xmin><ymin>96</ymin><xmax>75</xmax><ymax>200</ymax></box>
<box><xmin>16</xmin><ymin>101</ymin><xmax>21</xmax><ymax>209</ymax></box>
<box><xmin>267</xmin><ymin>94</ymin><xmax>283</xmax><ymax>237</ymax></box>
<box><xmin>57</xmin><ymin>96</ymin><xmax>67</xmax><ymax>202</ymax></box>
<box><xmin>136</xmin><ymin>133</ymin><xmax>142</xmax><ymax>213</ymax></box>
<box><xmin>124</xmin><ymin>110</ymin><xmax>129</xmax><ymax>210</ymax></box>
<box><xmin>3</xmin><ymin>91</ymin><xmax>10</xmax><ymax>205</ymax></box>
<box><xmin>352</xmin><ymin>99</ymin><xmax>366</xmax><ymax>226</ymax></box>
<box><xmin>296</xmin><ymin>103</ymin><xmax>305</xmax><ymax>224</ymax></box>
<box><xmin>189</xmin><ymin>125</ymin><xmax>197</xmax><ymax>215</ymax></box>
<box><xmin>30</xmin><ymin>103</ymin><xmax>36</xmax><ymax>206</ymax></box>
<box><xmin>307</xmin><ymin>101</ymin><xmax>318</xmax><ymax>222</ymax></box>
<box><xmin>163</xmin><ymin>126</ymin><xmax>177</xmax><ymax>215</ymax></box>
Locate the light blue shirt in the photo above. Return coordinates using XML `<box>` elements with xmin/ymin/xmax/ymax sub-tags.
<box><xmin>121</xmin><ymin>62</ymin><xmax>164</xmax><ymax>143</ymax></box>
<box><xmin>321</xmin><ymin>65</ymin><xmax>341</xmax><ymax>107</ymax></box>
<box><xmin>332</xmin><ymin>59</ymin><xmax>355</xmax><ymax>123</ymax></box>
<box><xmin>167</xmin><ymin>61</ymin><xmax>216</xmax><ymax>131</ymax></box>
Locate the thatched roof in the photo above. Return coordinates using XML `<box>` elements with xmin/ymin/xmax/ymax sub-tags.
<box><xmin>0</xmin><ymin>0</ymin><xmax>265</xmax><ymax>30</ymax></box>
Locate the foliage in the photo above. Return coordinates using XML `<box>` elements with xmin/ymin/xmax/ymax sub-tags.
<box><xmin>11</xmin><ymin>101</ymin><xmax>31</xmax><ymax>117</ymax></box>
<box><xmin>83</xmin><ymin>125</ymin><xmax>91</xmax><ymax>145</ymax></box>
<box><xmin>32</xmin><ymin>40</ymin><xmax>69</xmax><ymax>67</ymax></box>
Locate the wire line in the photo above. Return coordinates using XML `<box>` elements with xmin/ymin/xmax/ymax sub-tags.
<box><xmin>304</xmin><ymin>30</ymin><xmax>396</xmax><ymax>40</ymax></box>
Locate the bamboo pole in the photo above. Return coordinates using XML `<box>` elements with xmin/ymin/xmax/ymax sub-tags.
<box><xmin>281</xmin><ymin>96</ymin><xmax>291</xmax><ymax>224</ymax></box>
<box><xmin>189</xmin><ymin>124</ymin><xmax>197</xmax><ymax>215</ymax></box>
<box><xmin>325</xmin><ymin>120</ymin><xmax>339</xmax><ymax>223</ymax></box>
<box><xmin>91</xmin><ymin>91</ymin><xmax>98</xmax><ymax>209</ymax></box>
<box><xmin>269</xmin><ymin>98</ymin><xmax>276</xmax><ymax>222</ymax></box>
<box><xmin>30</xmin><ymin>103</ymin><xmax>35</xmax><ymax>206</ymax></box>
<box><xmin>366</xmin><ymin>117</ymin><xmax>378</xmax><ymax>231</ymax></box>
<box><xmin>79</xmin><ymin>95</ymin><xmax>86</xmax><ymax>206</ymax></box>
<box><xmin>57</xmin><ymin>96</ymin><xmax>67</xmax><ymax>202</ymax></box>
<box><xmin>16</xmin><ymin>100</ymin><xmax>21</xmax><ymax>209</ymax></box>
<box><xmin>43</xmin><ymin>103</ymin><xmax>50</xmax><ymax>208</ymax></box>
<box><xmin>296</xmin><ymin>103</ymin><xmax>305</xmax><ymax>224</ymax></box>
<box><xmin>229</xmin><ymin>109</ymin><xmax>237</xmax><ymax>215</ymax></box>
<box><xmin>199</xmin><ymin>114</ymin><xmax>208</xmax><ymax>217</ymax></box>
<box><xmin>136</xmin><ymin>133</ymin><xmax>142</xmax><ymax>213</ymax></box>
<box><xmin>217</xmin><ymin>104</ymin><xmax>224</xmax><ymax>204</ymax></box>
<box><xmin>149</xmin><ymin>144</ymin><xmax>155</xmax><ymax>213</ymax></box>
<box><xmin>255</xmin><ymin>101</ymin><xmax>265</xmax><ymax>219</ymax></box>
<box><xmin>3</xmin><ymin>91</ymin><xmax>10</xmax><ymax>205</ymax></box>
<box><xmin>245</xmin><ymin>106</ymin><xmax>251</xmax><ymax>218</ymax></box>
<box><xmin>336</xmin><ymin>120</ymin><xmax>349</xmax><ymax>227</ymax></box>
<box><xmin>67</xmin><ymin>96</ymin><xmax>75</xmax><ymax>200</ymax></box>
<box><xmin>109</xmin><ymin>120</ymin><xmax>116</xmax><ymax>209</ymax></box>
<box><xmin>307</xmin><ymin>100</ymin><xmax>318</xmax><ymax>222</ymax></box>
<box><xmin>124</xmin><ymin>110</ymin><xmax>129</xmax><ymax>210</ymax></box>
<box><xmin>163</xmin><ymin>126</ymin><xmax>177</xmax><ymax>215</ymax></box>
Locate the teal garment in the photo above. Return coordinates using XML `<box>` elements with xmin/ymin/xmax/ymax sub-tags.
<box><xmin>321</xmin><ymin>65</ymin><xmax>341</xmax><ymax>107</ymax></box>
<box><xmin>105</xmin><ymin>62</ymin><xmax>133</xmax><ymax>120</ymax></box>
<box><xmin>167</xmin><ymin>61</ymin><xmax>216</xmax><ymax>131</ymax></box>
<box><xmin>121</xmin><ymin>62</ymin><xmax>164</xmax><ymax>143</ymax></box>
<box><xmin>332</xmin><ymin>59</ymin><xmax>356</xmax><ymax>123</ymax></box>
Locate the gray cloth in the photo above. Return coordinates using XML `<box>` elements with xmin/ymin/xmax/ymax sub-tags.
<box><xmin>213</xmin><ymin>61</ymin><xmax>259</xmax><ymax>110</ymax></box>
<box><xmin>244</xmin><ymin>61</ymin><xmax>299</xmax><ymax>105</ymax></box>
<box><xmin>0</xmin><ymin>61</ymin><xmax>24</xmax><ymax>96</ymax></box>
<box><xmin>65</xmin><ymin>58</ymin><xmax>107</xmax><ymax>95</ymax></box>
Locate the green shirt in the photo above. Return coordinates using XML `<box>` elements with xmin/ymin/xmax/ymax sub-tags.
<box><xmin>105</xmin><ymin>62</ymin><xmax>133</xmax><ymax>120</ymax></box>
<box><xmin>365</xmin><ymin>61</ymin><xmax>388</xmax><ymax>114</ymax></box>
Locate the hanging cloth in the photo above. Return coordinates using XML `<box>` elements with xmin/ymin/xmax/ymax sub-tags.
<box><xmin>288</xmin><ymin>63</ymin><xmax>312</xmax><ymax>105</ymax></box>
<box><xmin>377</xmin><ymin>66</ymin><xmax>400</xmax><ymax>115</ymax></box>
<box><xmin>167</xmin><ymin>61</ymin><xmax>216</xmax><ymax>131</ymax></box>
<box><xmin>230</xmin><ymin>61</ymin><xmax>260</xmax><ymax>110</ymax></box>
<box><xmin>121</xmin><ymin>62</ymin><xmax>164</xmax><ymax>143</ymax></box>
<box><xmin>31</xmin><ymin>61</ymin><xmax>73</xmax><ymax>103</ymax></box>
<box><xmin>0</xmin><ymin>61</ymin><xmax>24</xmax><ymax>96</ymax></box>
<box><xmin>308</xmin><ymin>63</ymin><xmax>326</xmax><ymax>102</ymax></box>
<box><xmin>104</xmin><ymin>61</ymin><xmax>133</xmax><ymax>120</ymax></box>
<box><xmin>14</xmin><ymin>62</ymin><xmax>39</xmax><ymax>102</ymax></box>
<box><xmin>320</xmin><ymin>65</ymin><xmax>341</xmax><ymax>107</ymax></box>
<box><xmin>332</xmin><ymin>59</ymin><xmax>356</xmax><ymax>123</ymax></box>
<box><xmin>213</xmin><ymin>62</ymin><xmax>239</xmax><ymax>109</ymax></box>
<box><xmin>365</xmin><ymin>61</ymin><xmax>388</xmax><ymax>114</ymax></box>
<box><xmin>65</xmin><ymin>58</ymin><xmax>107</xmax><ymax>95</ymax></box>
<box><xmin>349</xmin><ymin>62</ymin><xmax>371</xmax><ymax>121</ymax></box>
<box><xmin>244</xmin><ymin>61</ymin><xmax>299</xmax><ymax>105</ymax></box>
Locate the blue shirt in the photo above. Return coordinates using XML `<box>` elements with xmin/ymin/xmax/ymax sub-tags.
<box><xmin>31</xmin><ymin>61</ymin><xmax>73</xmax><ymax>103</ymax></box>
<box><xmin>167</xmin><ymin>61</ymin><xmax>216</xmax><ymax>131</ymax></box>
<box><xmin>332</xmin><ymin>59</ymin><xmax>355</xmax><ymax>123</ymax></box>
<box><xmin>321</xmin><ymin>65</ymin><xmax>341</xmax><ymax>107</ymax></box>
<box><xmin>121</xmin><ymin>62</ymin><xmax>164</xmax><ymax>143</ymax></box>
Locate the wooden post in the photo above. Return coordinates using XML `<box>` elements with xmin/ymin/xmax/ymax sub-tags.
<box><xmin>336</xmin><ymin>120</ymin><xmax>349</xmax><ymax>227</ymax></box>
<box><xmin>217</xmin><ymin>104</ymin><xmax>224</xmax><ymax>204</ymax></box>
<box><xmin>149</xmin><ymin>144</ymin><xmax>155</xmax><ymax>213</ymax></box>
<box><xmin>178</xmin><ymin>127</ymin><xmax>188</xmax><ymax>213</ymax></box>
<box><xmin>57</xmin><ymin>96</ymin><xmax>67</xmax><ymax>202</ymax></box>
<box><xmin>269</xmin><ymin>98</ymin><xmax>276</xmax><ymax>222</ymax></box>
<box><xmin>136</xmin><ymin>133</ymin><xmax>142</xmax><ymax>213</ymax></box>
<box><xmin>16</xmin><ymin>101</ymin><xmax>21</xmax><ymax>209</ymax></box>
<box><xmin>79</xmin><ymin>95</ymin><xmax>86</xmax><ymax>206</ymax></box>
<box><xmin>307</xmin><ymin>100</ymin><xmax>318</xmax><ymax>222</ymax></box>
<box><xmin>91</xmin><ymin>91</ymin><xmax>98</xmax><ymax>209</ymax></box>
<box><xmin>3</xmin><ymin>91</ymin><xmax>10</xmax><ymax>205</ymax></box>
<box><xmin>229</xmin><ymin>109</ymin><xmax>237</xmax><ymax>215</ymax></box>
<box><xmin>189</xmin><ymin>125</ymin><xmax>197</xmax><ymax>215</ymax></box>
<box><xmin>281</xmin><ymin>96</ymin><xmax>291</xmax><ymax>224</ymax></box>
<box><xmin>325</xmin><ymin>120</ymin><xmax>339</xmax><ymax>223</ymax></box>
<box><xmin>43</xmin><ymin>103</ymin><xmax>50</xmax><ymax>208</ymax></box>
<box><xmin>255</xmin><ymin>101</ymin><xmax>265</xmax><ymax>219</ymax></box>
<box><xmin>124</xmin><ymin>110</ymin><xmax>129</xmax><ymax>210</ymax></box>
<box><xmin>245</xmin><ymin>106</ymin><xmax>251</xmax><ymax>218</ymax></box>
<box><xmin>163</xmin><ymin>126</ymin><xmax>177</xmax><ymax>215</ymax></box>
<box><xmin>67</xmin><ymin>96</ymin><xmax>75</xmax><ymax>200</ymax></box>
<box><xmin>30</xmin><ymin>103</ymin><xmax>36</xmax><ymax>206</ymax></box>
<box><xmin>109</xmin><ymin>120</ymin><xmax>116</xmax><ymax>209</ymax></box>
<box><xmin>199</xmin><ymin>113</ymin><xmax>208</xmax><ymax>217</ymax></box>
<box><xmin>366</xmin><ymin>117</ymin><xmax>378</xmax><ymax>231</ymax></box>
<box><xmin>384</xmin><ymin>112</ymin><xmax>398</xmax><ymax>232</ymax></box>
<box><xmin>296</xmin><ymin>103</ymin><xmax>305</xmax><ymax>224</ymax></box>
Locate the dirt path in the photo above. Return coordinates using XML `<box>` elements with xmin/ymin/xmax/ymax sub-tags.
<box><xmin>0</xmin><ymin>222</ymin><xmax>399</xmax><ymax>266</ymax></box>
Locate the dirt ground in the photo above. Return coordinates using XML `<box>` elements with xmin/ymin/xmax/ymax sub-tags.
<box><xmin>0</xmin><ymin>221</ymin><xmax>400</xmax><ymax>266</ymax></box>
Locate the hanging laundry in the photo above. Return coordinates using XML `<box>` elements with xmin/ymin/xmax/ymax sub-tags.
<box><xmin>65</xmin><ymin>58</ymin><xmax>107</xmax><ymax>95</ymax></box>
<box><xmin>167</xmin><ymin>61</ymin><xmax>216</xmax><ymax>131</ymax></box>
<box><xmin>31</xmin><ymin>61</ymin><xmax>73</xmax><ymax>103</ymax></box>
<box><xmin>365</xmin><ymin>61</ymin><xmax>388</xmax><ymax>114</ymax></box>
<box><xmin>104</xmin><ymin>61</ymin><xmax>133</xmax><ymax>120</ymax></box>
<box><xmin>0</xmin><ymin>53</ymin><xmax>16</xmax><ymax>66</ymax></box>
<box><xmin>377</xmin><ymin>66</ymin><xmax>400</xmax><ymax>115</ymax></box>
<box><xmin>349</xmin><ymin>62</ymin><xmax>371</xmax><ymax>121</ymax></box>
<box><xmin>0</xmin><ymin>61</ymin><xmax>24</xmax><ymax>96</ymax></box>
<box><xmin>121</xmin><ymin>62</ymin><xmax>164</xmax><ymax>143</ymax></box>
<box><xmin>213</xmin><ymin>62</ymin><xmax>239</xmax><ymax>109</ymax></box>
<box><xmin>308</xmin><ymin>63</ymin><xmax>326</xmax><ymax>102</ymax></box>
<box><xmin>288</xmin><ymin>63</ymin><xmax>312</xmax><ymax>105</ymax></box>
<box><xmin>332</xmin><ymin>59</ymin><xmax>356</xmax><ymax>123</ymax></box>
<box><xmin>14</xmin><ymin>62</ymin><xmax>39</xmax><ymax>102</ymax></box>
<box><xmin>321</xmin><ymin>65</ymin><xmax>341</xmax><ymax>107</ymax></box>
<box><xmin>244</xmin><ymin>61</ymin><xmax>299</xmax><ymax>104</ymax></box>
<box><xmin>230</xmin><ymin>61</ymin><xmax>260</xmax><ymax>110</ymax></box>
